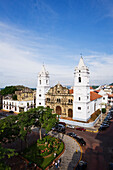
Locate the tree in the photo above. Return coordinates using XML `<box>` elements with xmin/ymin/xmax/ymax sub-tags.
<box><xmin>0</xmin><ymin>86</ymin><xmax>17</xmax><ymax>96</ymax></box>
<box><xmin>0</xmin><ymin>115</ymin><xmax>20</xmax><ymax>144</ymax></box>
<box><xmin>17</xmin><ymin>111</ymin><xmax>35</xmax><ymax>149</ymax></box>
<box><xmin>12</xmin><ymin>94</ymin><xmax>17</xmax><ymax>100</ymax></box>
<box><xmin>28</xmin><ymin>106</ymin><xmax>58</xmax><ymax>140</ymax></box>
<box><xmin>0</xmin><ymin>143</ymin><xmax>17</xmax><ymax>169</ymax></box>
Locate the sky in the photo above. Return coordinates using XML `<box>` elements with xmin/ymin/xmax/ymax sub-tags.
<box><xmin>0</xmin><ymin>0</ymin><xmax>113</xmax><ymax>88</ymax></box>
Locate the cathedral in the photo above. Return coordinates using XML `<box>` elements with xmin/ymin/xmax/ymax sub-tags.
<box><xmin>36</xmin><ymin>57</ymin><xmax>102</xmax><ymax>122</ymax></box>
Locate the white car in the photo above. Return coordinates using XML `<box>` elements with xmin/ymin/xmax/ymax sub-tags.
<box><xmin>66</xmin><ymin>124</ymin><xmax>75</xmax><ymax>129</ymax></box>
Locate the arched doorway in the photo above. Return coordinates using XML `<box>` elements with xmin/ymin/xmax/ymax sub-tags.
<box><xmin>56</xmin><ymin>106</ymin><xmax>62</xmax><ymax>115</ymax></box>
<box><xmin>68</xmin><ymin>109</ymin><xmax>73</xmax><ymax>118</ymax></box>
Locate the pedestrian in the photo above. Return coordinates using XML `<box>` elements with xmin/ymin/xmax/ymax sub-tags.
<box><xmin>52</xmin><ymin>160</ymin><xmax>55</xmax><ymax>166</ymax></box>
<box><xmin>54</xmin><ymin>152</ymin><xmax>56</xmax><ymax>157</ymax></box>
<box><xmin>58</xmin><ymin>159</ymin><xmax>60</xmax><ymax>168</ymax></box>
<box><xmin>55</xmin><ymin>161</ymin><xmax>58</xmax><ymax>168</ymax></box>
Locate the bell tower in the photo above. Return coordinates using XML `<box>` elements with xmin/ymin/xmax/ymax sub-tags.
<box><xmin>36</xmin><ymin>65</ymin><xmax>50</xmax><ymax>107</ymax></box>
<box><xmin>73</xmin><ymin>57</ymin><xmax>90</xmax><ymax>121</ymax></box>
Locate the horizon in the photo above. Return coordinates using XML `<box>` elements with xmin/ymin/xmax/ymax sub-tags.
<box><xmin>0</xmin><ymin>0</ymin><xmax>113</xmax><ymax>87</ymax></box>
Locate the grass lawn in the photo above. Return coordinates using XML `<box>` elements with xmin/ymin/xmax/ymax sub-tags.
<box><xmin>22</xmin><ymin>135</ymin><xmax>64</xmax><ymax>169</ymax></box>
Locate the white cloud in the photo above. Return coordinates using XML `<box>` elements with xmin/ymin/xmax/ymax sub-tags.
<box><xmin>0</xmin><ymin>22</ymin><xmax>113</xmax><ymax>87</ymax></box>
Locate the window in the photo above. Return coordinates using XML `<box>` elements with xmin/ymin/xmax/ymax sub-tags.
<box><xmin>79</xmin><ymin>70</ymin><xmax>81</xmax><ymax>72</ymax></box>
<box><xmin>78</xmin><ymin>77</ymin><xmax>81</xmax><ymax>83</ymax></box>
<box><xmin>79</xmin><ymin>97</ymin><xmax>81</xmax><ymax>101</ymax></box>
<box><xmin>39</xmin><ymin>80</ymin><xmax>41</xmax><ymax>85</ymax></box>
<box><xmin>57</xmin><ymin>99</ymin><xmax>61</xmax><ymax>103</ymax></box>
<box><xmin>87</xmin><ymin>96</ymin><xmax>89</xmax><ymax>99</ymax></box>
<box><xmin>15</xmin><ymin>106</ymin><xmax>17</xmax><ymax>111</ymax></box>
<box><xmin>39</xmin><ymin>103</ymin><xmax>41</xmax><ymax>105</ymax></box>
<box><xmin>78</xmin><ymin>107</ymin><xmax>81</xmax><ymax>110</ymax></box>
<box><xmin>47</xmin><ymin>98</ymin><xmax>50</xmax><ymax>102</ymax></box>
<box><xmin>103</xmin><ymin>97</ymin><xmax>105</xmax><ymax>100</ymax></box>
<box><xmin>27</xmin><ymin>103</ymin><xmax>29</xmax><ymax>107</ymax></box>
<box><xmin>39</xmin><ymin>94</ymin><xmax>41</xmax><ymax>97</ymax></box>
<box><xmin>46</xmin><ymin>80</ymin><xmax>48</xmax><ymax>84</ymax></box>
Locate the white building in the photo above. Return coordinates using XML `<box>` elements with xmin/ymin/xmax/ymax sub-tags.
<box><xmin>3</xmin><ymin>99</ymin><xmax>34</xmax><ymax>113</ymax></box>
<box><xmin>36</xmin><ymin>57</ymin><xmax>103</xmax><ymax>122</ymax></box>
<box><xmin>36</xmin><ymin>65</ymin><xmax>50</xmax><ymax>107</ymax></box>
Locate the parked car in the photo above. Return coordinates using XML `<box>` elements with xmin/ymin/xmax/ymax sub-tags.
<box><xmin>73</xmin><ymin>136</ymin><xmax>86</xmax><ymax>146</ymax></box>
<box><xmin>9</xmin><ymin>111</ymin><xmax>14</xmax><ymax>114</ymax></box>
<box><xmin>66</xmin><ymin>124</ymin><xmax>75</xmax><ymax>129</ymax></box>
<box><xmin>98</xmin><ymin>126</ymin><xmax>107</xmax><ymax>131</ymax></box>
<box><xmin>76</xmin><ymin>127</ymin><xmax>86</xmax><ymax>131</ymax></box>
<box><xmin>59</xmin><ymin>122</ymin><xmax>66</xmax><ymax>126</ymax></box>
<box><xmin>102</xmin><ymin>124</ymin><xmax>109</xmax><ymax>128</ymax></box>
<box><xmin>76</xmin><ymin>160</ymin><xmax>87</xmax><ymax>169</ymax></box>
<box><xmin>52</xmin><ymin>124</ymin><xmax>65</xmax><ymax>133</ymax></box>
<box><xmin>67</xmin><ymin>132</ymin><xmax>76</xmax><ymax>137</ymax></box>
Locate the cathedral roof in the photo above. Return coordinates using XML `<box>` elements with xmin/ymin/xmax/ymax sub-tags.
<box><xmin>90</xmin><ymin>91</ymin><xmax>102</xmax><ymax>101</ymax></box>
<box><xmin>39</xmin><ymin>65</ymin><xmax>49</xmax><ymax>76</ymax></box>
<box><xmin>78</xmin><ymin>57</ymin><xmax>87</xmax><ymax>69</ymax></box>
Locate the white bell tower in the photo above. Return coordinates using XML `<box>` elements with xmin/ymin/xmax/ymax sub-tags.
<box><xmin>73</xmin><ymin>57</ymin><xmax>90</xmax><ymax>122</ymax></box>
<box><xmin>36</xmin><ymin>65</ymin><xmax>50</xmax><ymax>107</ymax></box>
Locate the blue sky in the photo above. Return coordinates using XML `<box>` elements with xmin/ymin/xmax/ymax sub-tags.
<box><xmin>0</xmin><ymin>0</ymin><xmax>113</xmax><ymax>88</ymax></box>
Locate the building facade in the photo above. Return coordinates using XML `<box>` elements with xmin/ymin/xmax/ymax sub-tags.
<box><xmin>36</xmin><ymin>65</ymin><xmax>50</xmax><ymax>107</ymax></box>
<box><xmin>36</xmin><ymin>57</ymin><xmax>103</xmax><ymax>122</ymax></box>
<box><xmin>46</xmin><ymin>83</ymin><xmax>73</xmax><ymax>118</ymax></box>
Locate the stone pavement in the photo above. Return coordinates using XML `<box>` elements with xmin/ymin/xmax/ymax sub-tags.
<box><xmin>48</xmin><ymin>131</ymin><xmax>82</xmax><ymax>170</ymax></box>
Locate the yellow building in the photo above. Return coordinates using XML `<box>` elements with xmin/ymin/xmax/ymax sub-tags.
<box><xmin>45</xmin><ymin>83</ymin><xmax>73</xmax><ymax>118</ymax></box>
<box><xmin>15</xmin><ymin>87</ymin><xmax>35</xmax><ymax>101</ymax></box>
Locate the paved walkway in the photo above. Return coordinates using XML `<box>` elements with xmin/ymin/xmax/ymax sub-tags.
<box><xmin>48</xmin><ymin>131</ymin><xmax>82</xmax><ymax>170</ymax></box>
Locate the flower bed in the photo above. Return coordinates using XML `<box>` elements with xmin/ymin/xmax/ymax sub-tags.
<box><xmin>22</xmin><ymin>135</ymin><xmax>64</xmax><ymax>169</ymax></box>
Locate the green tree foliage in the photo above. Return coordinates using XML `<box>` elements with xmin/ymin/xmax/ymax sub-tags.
<box><xmin>102</xmin><ymin>108</ymin><xmax>106</xmax><ymax>114</ymax></box>
<box><xmin>0</xmin><ymin>86</ymin><xmax>17</xmax><ymax>96</ymax></box>
<box><xmin>27</xmin><ymin>106</ymin><xmax>58</xmax><ymax>140</ymax></box>
<box><xmin>0</xmin><ymin>106</ymin><xmax>58</xmax><ymax>148</ymax></box>
<box><xmin>0</xmin><ymin>115</ymin><xmax>20</xmax><ymax>143</ymax></box>
<box><xmin>12</xmin><ymin>94</ymin><xmax>17</xmax><ymax>100</ymax></box>
<box><xmin>17</xmin><ymin>111</ymin><xmax>35</xmax><ymax>149</ymax></box>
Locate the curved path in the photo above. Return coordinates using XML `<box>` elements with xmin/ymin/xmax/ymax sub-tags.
<box><xmin>48</xmin><ymin>131</ymin><xmax>82</xmax><ymax>170</ymax></box>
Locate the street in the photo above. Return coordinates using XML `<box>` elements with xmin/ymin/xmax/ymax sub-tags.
<box><xmin>66</xmin><ymin>119</ymin><xmax>113</xmax><ymax>170</ymax></box>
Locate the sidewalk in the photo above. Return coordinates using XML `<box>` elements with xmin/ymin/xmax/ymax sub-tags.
<box><xmin>48</xmin><ymin>131</ymin><xmax>82</xmax><ymax>170</ymax></box>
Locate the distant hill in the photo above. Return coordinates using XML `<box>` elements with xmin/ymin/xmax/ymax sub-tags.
<box><xmin>0</xmin><ymin>85</ymin><xmax>33</xmax><ymax>96</ymax></box>
<box><xmin>109</xmin><ymin>83</ymin><xmax>113</xmax><ymax>86</ymax></box>
<box><xmin>92</xmin><ymin>86</ymin><xmax>99</xmax><ymax>89</ymax></box>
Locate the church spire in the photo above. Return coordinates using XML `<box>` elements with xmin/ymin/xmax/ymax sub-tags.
<box><xmin>78</xmin><ymin>57</ymin><xmax>86</xmax><ymax>68</ymax></box>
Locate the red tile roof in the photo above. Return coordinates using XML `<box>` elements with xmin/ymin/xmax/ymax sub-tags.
<box><xmin>90</xmin><ymin>86</ymin><xmax>93</xmax><ymax>89</ymax></box>
<box><xmin>94</xmin><ymin>90</ymin><xmax>100</xmax><ymax>93</ymax></box>
<box><xmin>108</xmin><ymin>94</ymin><xmax>113</xmax><ymax>98</ymax></box>
<box><xmin>90</xmin><ymin>91</ymin><xmax>102</xmax><ymax>101</ymax></box>
<box><xmin>69</xmin><ymin>89</ymin><xmax>73</xmax><ymax>94</ymax></box>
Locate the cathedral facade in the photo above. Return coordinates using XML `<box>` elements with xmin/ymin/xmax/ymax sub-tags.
<box><xmin>36</xmin><ymin>57</ymin><xmax>102</xmax><ymax>122</ymax></box>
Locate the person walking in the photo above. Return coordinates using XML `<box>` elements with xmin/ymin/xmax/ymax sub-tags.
<box><xmin>58</xmin><ymin>159</ymin><xmax>60</xmax><ymax>168</ymax></box>
<box><xmin>55</xmin><ymin>161</ymin><xmax>58</xmax><ymax>169</ymax></box>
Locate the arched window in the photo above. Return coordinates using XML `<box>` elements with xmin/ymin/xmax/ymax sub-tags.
<box><xmin>78</xmin><ymin>77</ymin><xmax>81</xmax><ymax>83</ymax></box>
<box><xmin>39</xmin><ymin>80</ymin><xmax>41</xmax><ymax>85</ymax></box>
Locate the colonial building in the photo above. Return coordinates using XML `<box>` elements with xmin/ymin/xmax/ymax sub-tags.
<box><xmin>37</xmin><ymin>57</ymin><xmax>103</xmax><ymax>122</ymax></box>
<box><xmin>46</xmin><ymin>83</ymin><xmax>73</xmax><ymax>117</ymax></box>
<box><xmin>2</xmin><ymin>87</ymin><xmax>35</xmax><ymax>113</ymax></box>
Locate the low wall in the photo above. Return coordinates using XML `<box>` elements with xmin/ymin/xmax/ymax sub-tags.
<box><xmin>59</xmin><ymin>114</ymin><xmax>101</xmax><ymax>128</ymax></box>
